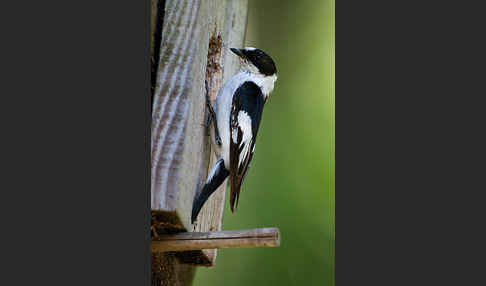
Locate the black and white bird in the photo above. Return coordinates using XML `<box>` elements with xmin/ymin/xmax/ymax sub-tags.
<box><xmin>191</xmin><ymin>47</ymin><xmax>278</xmax><ymax>224</ymax></box>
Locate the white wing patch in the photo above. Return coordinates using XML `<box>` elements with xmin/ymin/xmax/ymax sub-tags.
<box><xmin>239</xmin><ymin>140</ymin><xmax>251</xmax><ymax>166</ymax></box>
<box><xmin>237</xmin><ymin>111</ymin><xmax>252</xmax><ymax>146</ymax></box>
<box><xmin>232</xmin><ymin>128</ymin><xmax>238</xmax><ymax>143</ymax></box>
<box><xmin>236</xmin><ymin>111</ymin><xmax>253</xmax><ymax>167</ymax></box>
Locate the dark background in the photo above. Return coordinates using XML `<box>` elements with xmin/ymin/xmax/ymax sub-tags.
<box><xmin>1</xmin><ymin>0</ymin><xmax>485</xmax><ymax>285</ymax></box>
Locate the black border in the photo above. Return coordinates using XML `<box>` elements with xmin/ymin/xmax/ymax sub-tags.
<box><xmin>1</xmin><ymin>0</ymin><xmax>150</xmax><ymax>284</ymax></box>
<box><xmin>3</xmin><ymin>0</ymin><xmax>486</xmax><ymax>284</ymax></box>
<box><xmin>338</xmin><ymin>0</ymin><xmax>485</xmax><ymax>285</ymax></box>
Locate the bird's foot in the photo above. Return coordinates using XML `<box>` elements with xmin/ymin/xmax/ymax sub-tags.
<box><xmin>204</xmin><ymin>79</ymin><xmax>221</xmax><ymax>145</ymax></box>
<box><xmin>204</xmin><ymin>116</ymin><xmax>212</xmax><ymax>136</ymax></box>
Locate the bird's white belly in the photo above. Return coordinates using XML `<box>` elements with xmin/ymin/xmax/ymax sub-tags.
<box><xmin>212</xmin><ymin>85</ymin><xmax>233</xmax><ymax>170</ymax></box>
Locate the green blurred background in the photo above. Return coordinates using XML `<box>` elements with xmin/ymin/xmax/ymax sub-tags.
<box><xmin>195</xmin><ymin>0</ymin><xmax>334</xmax><ymax>285</ymax></box>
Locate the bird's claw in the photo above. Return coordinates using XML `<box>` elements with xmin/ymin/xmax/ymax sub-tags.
<box><xmin>204</xmin><ymin>79</ymin><xmax>221</xmax><ymax>145</ymax></box>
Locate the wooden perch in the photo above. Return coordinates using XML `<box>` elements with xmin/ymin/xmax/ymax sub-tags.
<box><xmin>152</xmin><ymin>228</ymin><xmax>280</xmax><ymax>252</ymax></box>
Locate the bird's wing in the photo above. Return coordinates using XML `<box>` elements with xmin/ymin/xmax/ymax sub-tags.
<box><xmin>229</xmin><ymin>81</ymin><xmax>265</xmax><ymax>212</ymax></box>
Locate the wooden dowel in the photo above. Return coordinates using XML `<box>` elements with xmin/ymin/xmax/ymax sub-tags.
<box><xmin>151</xmin><ymin>227</ymin><xmax>280</xmax><ymax>252</ymax></box>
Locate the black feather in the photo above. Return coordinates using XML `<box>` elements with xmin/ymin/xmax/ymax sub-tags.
<box><xmin>229</xmin><ymin>81</ymin><xmax>265</xmax><ymax>212</ymax></box>
<box><xmin>191</xmin><ymin>159</ymin><xmax>229</xmax><ymax>223</ymax></box>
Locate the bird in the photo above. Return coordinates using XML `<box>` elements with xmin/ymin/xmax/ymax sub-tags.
<box><xmin>191</xmin><ymin>47</ymin><xmax>278</xmax><ymax>224</ymax></box>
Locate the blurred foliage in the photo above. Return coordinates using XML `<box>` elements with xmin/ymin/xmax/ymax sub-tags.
<box><xmin>194</xmin><ymin>0</ymin><xmax>334</xmax><ymax>285</ymax></box>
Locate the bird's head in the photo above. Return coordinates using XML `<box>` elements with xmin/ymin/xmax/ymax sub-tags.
<box><xmin>231</xmin><ymin>47</ymin><xmax>277</xmax><ymax>77</ymax></box>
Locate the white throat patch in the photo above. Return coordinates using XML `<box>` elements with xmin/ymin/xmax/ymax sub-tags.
<box><xmin>253</xmin><ymin>73</ymin><xmax>277</xmax><ymax>97</ymax></box>
<box><xmin>239</xmin><ymin>54</ymin><xmax>277</xmax><ymax>96</ymax></box>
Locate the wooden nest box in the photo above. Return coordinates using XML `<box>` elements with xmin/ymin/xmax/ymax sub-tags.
<box><xmin>151</xmin><ymin>0</ymin><xmax>279</xmax><ymax>271</ymax></box>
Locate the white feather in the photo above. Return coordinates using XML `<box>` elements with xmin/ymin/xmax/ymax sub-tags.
<box><xmin>237</xmin><ymin>111</ymin><xmax>252</xmax><ymax>146</ymax></box>
<box><xmin>236</xmin><ymin>111</ymin><xmax>253</xmax><ymax>167</ymax></box>
<box><xmin>213</xmin><ymin>71</ymin><xmax>276</xmax><ymax>170</ymax></box>
<box><xmin>231</xmin><ymin>128</ymin><xmax>238</xmax><ymax>144</ymax></box>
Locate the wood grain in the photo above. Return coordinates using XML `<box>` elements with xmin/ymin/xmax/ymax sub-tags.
<box><xmin>151</xmin><ymin>0</ymin><xmax>248</xmax><ymax>266</ymax></box>
<box><xmin>152</xmin><ymin>228</ymin><xmax>280</xmax><ymax>252</ymax></box>
<box><xmin>192</xmin><ymin>0</ymin><xmax>249</xmax><ymax>264</ymax></box>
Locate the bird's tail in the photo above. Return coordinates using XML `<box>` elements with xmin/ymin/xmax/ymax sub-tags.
<box><xmin>191</xmin><ymin>159</ymin><xmax>229</xmax><ymax>224</ymax></box>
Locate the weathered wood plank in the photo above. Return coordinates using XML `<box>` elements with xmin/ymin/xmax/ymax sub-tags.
<box><xmin>152</xmin><ymin>228</ymin><xmax>280</xmax><ymax>251</ymax></box>
<box><xmin>192</xmin><ymin>0</ymin><xmax>248</xmax><ymax>264</ymax></box>
<box><xmin>151</xmin><ymin>0</ymin><xmax>209</xmax><ymax>225</ymax></box>
<box><xmin>151</xmin><ymin>0</ymin><xmax>165</xmax><ymax>96</ymax></box>
<box><xmin>151</xmin><ymin>0</ymin><xmax>248</xmax><ymax>267</ymax></box>
<box><xmin>151</xmin><ymin>1</ymin><xmax>201</xmax><ymax>284</ymax></box>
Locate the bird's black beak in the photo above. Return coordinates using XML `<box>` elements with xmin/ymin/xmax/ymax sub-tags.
<box><xmin>230</xmin><ymin>48</ymin><xmax>245</xmax><ymax>58</ymax></box>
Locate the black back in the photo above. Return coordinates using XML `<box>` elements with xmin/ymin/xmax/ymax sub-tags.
<box><xmin>232</xmin><ymin>81</ymin><xmax>265</xmax><ymax>138</ymax></box>
<box><xmin>229</xmin><ymin>81</ymin><xmax>265</xmax><ymax>211</ymax></box>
